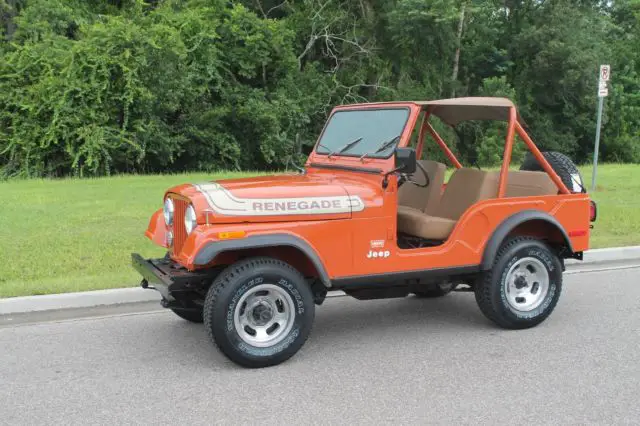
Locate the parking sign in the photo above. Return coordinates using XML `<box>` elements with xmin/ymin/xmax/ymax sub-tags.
<box><xmin>600</xmin><ymin>65</ymin><xmax>610</xmax><ymax>82</ymax></box>
<box><xmin>593</xmin><ymin>64</ymin><xmax>611</xmax><ymax>190</ymax></box>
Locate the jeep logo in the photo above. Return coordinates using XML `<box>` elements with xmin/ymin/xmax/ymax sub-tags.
<box><xmin>367</xmin><ymin>250</ymin><xmax>390</xmax><ymax>259</ymax></box>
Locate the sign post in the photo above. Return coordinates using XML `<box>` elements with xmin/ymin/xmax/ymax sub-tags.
<box><xmin>592</xmin><ymin>64</ymin><xmax>610</xmax><ymax>191</ymax></box>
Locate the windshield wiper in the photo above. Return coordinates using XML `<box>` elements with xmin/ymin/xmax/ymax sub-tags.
<box><xmin>359</xmin><ymin>135</ymin><xmax>401</xmax><ymax>161</ymax></box>
<box><xmin>317</xmin><ymin>143</ymin><xmax>336</xmax><ymax>158</ymax></box>
<box><xmin>318</xmin><ymin>137</ymin><xmax>363</xmax><ymax>159</ymax></box>
<box><xmin>336</xmin><ymin>136</ymin><xmax>363</xmax><ymax>156</ymax></box>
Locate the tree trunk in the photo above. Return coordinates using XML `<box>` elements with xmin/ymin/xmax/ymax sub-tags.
<box><xmin>451</xmin><ymin>2</ymin><xmax>466</xmax><ymax>98</ymax></box>
<box><xmin>2</xmin><ymin>0</ymin><xmax>19</xmax><ymax>41</ymax></box>
<box><xmin>359</xmin><ymin>0</ymin><xmax>377</xmax><ymax>98</ymax></box>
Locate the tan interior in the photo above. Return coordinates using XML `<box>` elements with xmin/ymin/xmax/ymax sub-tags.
<box><xmin>398</xmin><ymin>168</ymin><xmax>498</xmax><ymax>240</ymax></box>
<box><xmin>498</xmin><ymin>170</ymin><xmax>557</xmax><ymax>197</ymax></box>
<box><xmin>397</xmin><ymin>168</ymin><xmax>558</xmax><ymax>241</ymax></box>
<box><xmin>397</xmin><ymin>160</ymin><xmax>446</xmax><ymax>214</ymax></box>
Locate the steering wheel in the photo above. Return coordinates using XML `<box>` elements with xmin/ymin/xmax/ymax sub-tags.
<box><xmin>399</xmin><ymin>161</ymin><xmax>430</xmax><ymax>188</ymax></box>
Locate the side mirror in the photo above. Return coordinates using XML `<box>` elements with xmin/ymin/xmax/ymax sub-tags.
<box><xmin>395</xmin><ymin>147</ymin><xmax>416</xmax><ymax>174</ymax></box>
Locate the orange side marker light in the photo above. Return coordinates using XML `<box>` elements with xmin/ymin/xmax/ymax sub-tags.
<box><xmin>218</xmin><ymin>231</ymin><xmax>247</xmax><ymax>240</ymax></box>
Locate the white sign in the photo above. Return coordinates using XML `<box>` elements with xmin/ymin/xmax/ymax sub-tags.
<box><xmin>600</xmin><ymin>65</ymin><xmax>611</xmax><ymax>82</ymax></box>
<box><xmin>598</xmin><ymin>81</ymin><xmax>608</xmax><ymax>97</ymax></box>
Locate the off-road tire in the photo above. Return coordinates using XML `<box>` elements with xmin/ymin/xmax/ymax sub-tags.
<box><xmin>170</xmin><ymin>307</ymin><xmax>204</xmax><ymax>323</ymax></box>
<box><xmin>520</xmin><ymin>151</ymin><xmax>585</xmax><ymax>193</ymax></box>
<box><xmin>414</xmin><ymin>281</ymin><xmax>456</xmax><ymax>298</ymax></box>
<box><xmin>203</xmin><ymin>257</ymin><xmax>315</xmax><ymax>368</ymax></box>
<box><xmin>474</xmin><ymin>237</ymin><xmax>563</xmax><ymax>329</ymax></box>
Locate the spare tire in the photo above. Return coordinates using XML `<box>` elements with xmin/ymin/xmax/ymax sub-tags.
<box><xmin>519</xmin><ymin>151</ymin><xmax>586</xmax><ymax>193</ymax></box>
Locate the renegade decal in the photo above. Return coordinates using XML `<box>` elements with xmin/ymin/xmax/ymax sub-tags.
<box><xmin>193</xmin><ymin>182</ymin><xmax>365</xmax><ymax>216</ymax></box>
<box><xmin>370</xmin><ymin>240</ymin><xmax>385</xmax><ymax>249</ymax></box>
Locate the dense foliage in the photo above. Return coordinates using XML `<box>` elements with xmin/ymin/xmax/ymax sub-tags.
<box><xmin>1</xmin><ymin>0</ymin><xmax>639</xmax><ymax>177</ymax></box>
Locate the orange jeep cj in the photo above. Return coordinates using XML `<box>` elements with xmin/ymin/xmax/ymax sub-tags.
<box><xmin>132</xmin><ymin>97</ymin><xmax>597</xmax><ymax>368</ymax></box>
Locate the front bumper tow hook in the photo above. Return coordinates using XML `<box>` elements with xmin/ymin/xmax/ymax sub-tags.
<box><xmin>140</xmin><ymin>279</ymin><xmax>155</xmax><ymax>291</ymax></box>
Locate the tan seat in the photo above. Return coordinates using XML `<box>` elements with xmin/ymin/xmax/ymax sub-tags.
<box><xmin>397</xmin><ymin>160</ymin><xmax>446</xmax><ymax>214</ymax></box>
<box><xmin>398</xmin><ymin>168</ymin><xmax>498</xmax><ymax>240</ymax></box>
<box><xmin>500</xmin><ymin>170</ymin><xmax>558</xmax><ymax>197</ymax></box>
<box><xmin>397</xmin><ymin>206</ymin><xmax>456</xmax><ymax>240</ymax></box>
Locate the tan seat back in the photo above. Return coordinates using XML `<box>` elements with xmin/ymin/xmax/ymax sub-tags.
<box><xmin>434</xmin><ymin>168</ymin><xmax>498</xmax><ymax>220</ymax></box>
<box><xmin>502</xmin><ymin>170</ymin><xmax>558</xmax><ymax>197</ymax></box>
<box><xmin>398</xmin><ymin>160</ymin><xmax>446</xmax><ymax>214</ymax></box>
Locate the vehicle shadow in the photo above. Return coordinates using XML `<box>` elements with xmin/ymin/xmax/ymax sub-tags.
<box><xmin>312</xmin><ymin>291</ymin><xmax>495</xmax><ymax>338</ymax></box>
<box><xmin>141</xmin><ymin>291</ymin><xmax>498</xmax><ymax>370</ymax></box>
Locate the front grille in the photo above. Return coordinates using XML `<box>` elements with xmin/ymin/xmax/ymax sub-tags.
<box><xmin>172</xmin><ymin>198</ymin><xmax>189</xmax><ymax>254</ymax></box>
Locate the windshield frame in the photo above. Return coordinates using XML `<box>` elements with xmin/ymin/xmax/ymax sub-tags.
<box><xmin>312</xmin><ymin>106</ymin><xmax>412</xmax><ymax>160</ymax></box>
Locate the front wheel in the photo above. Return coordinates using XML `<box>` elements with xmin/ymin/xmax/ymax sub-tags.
<box><xmin>474</xmin><ymin>237</ymin><xmax>562</xmax><ymax>329</ymax></box>
<box><xmin>203</xmin><ymin>257</ymin><xmax>315</xmax><ymax>368</ymax></box>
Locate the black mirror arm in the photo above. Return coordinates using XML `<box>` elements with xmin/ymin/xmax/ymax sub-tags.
<box><xmin>382</xmin><ymin>165</ymin><xmax>405</xmax><ymax>189</ymax></box>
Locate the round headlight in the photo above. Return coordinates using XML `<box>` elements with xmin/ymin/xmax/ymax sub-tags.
<box><xmin>185</xmin><ymin>205</ymin><xmax>197</xmax><ymax>234</ymax></box>
<box><xmin>163</xmin><ymin>198</ymin><xmax>174</xmax><ymax>225</ymax></box>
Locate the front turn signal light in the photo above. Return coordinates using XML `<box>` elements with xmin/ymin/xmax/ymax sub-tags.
<box><xmin>218</xmin><ymin>231</ymin><xmax>246</xmax><ymax>240</ymax></box>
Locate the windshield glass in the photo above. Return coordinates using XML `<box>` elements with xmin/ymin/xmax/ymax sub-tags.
<box><xmin>315</xmin><ymin>108</ymin><xmax>410</xmax><ymax>158</ymax></box>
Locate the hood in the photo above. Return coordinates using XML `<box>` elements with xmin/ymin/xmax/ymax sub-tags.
<box><xmin>170</xmin><ymin>173</ymin><xmax>366</xmax><ymax>223</ymax></box>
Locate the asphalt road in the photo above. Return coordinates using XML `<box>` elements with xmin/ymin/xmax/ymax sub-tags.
<box><xmin>1</xmin><ymin>267</ymin><xmax>639</xmax><ymax>425</ymax></box>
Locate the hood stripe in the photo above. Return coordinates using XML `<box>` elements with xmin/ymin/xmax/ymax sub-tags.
<box><xmin>193</xmin><ymin>182</ymin><xmax>365</xmax><ymax>217</ymax></box>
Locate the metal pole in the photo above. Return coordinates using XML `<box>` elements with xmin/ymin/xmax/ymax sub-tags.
<box><xmin>591</xmin><ymin>95</ymin><xmax>604</xmax><ymax>191</ymax></box>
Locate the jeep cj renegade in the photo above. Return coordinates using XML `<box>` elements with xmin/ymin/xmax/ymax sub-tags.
<box><xmin>132</xmin><ymin>97</ymin><xmax>597</xmax><ymax>368</ymax></box>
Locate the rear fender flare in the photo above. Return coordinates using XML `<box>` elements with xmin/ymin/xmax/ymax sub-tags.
<box><xmin>481</xmin><ymin>210</ymin><xmax>573</xmax><ymax>270</ymax></box>
<box><xmin>193</xmin><ymin>234</ymin><xmax>331</xmax><ymax>287</ymax></box>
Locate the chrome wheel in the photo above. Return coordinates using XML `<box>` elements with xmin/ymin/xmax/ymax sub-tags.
<box><xmin>233</xmin><ymin>284</ymin><xmax>295</xmax><ymax>348</ymax></box>
<box><xmin>504</xmin><ymin>257</ymin><xmax>549</xmax><ymax>312</ymax></box>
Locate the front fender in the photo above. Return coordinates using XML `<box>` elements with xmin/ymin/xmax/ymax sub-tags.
<box><xmin>145</xmin><ymin>208</ymin><xmax>168</xmax><ymax>248</ymax></box>
<box><xmin>192</xmin><ymin>233</ymin><xmax>331</xmax><ymax>287</ymax></box>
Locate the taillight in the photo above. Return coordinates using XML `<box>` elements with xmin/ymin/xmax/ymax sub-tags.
<box><xmin>589</xmin><ymin>200</ymin><xmax>597</xmax><ymax>222</ymax></box>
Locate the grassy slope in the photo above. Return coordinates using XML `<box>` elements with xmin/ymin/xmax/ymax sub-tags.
<box><xmin>0</xmin><ymin>164</ymin><xmax>638</xmax><ymax>298</ymax></box>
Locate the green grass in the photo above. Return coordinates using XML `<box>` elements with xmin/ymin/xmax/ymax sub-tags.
<box><xmin>0</xmin><ymin>171</ymin><xmax>259</xmax><ymax>298</ymax></box>
<box><xmin>579</xmin><ymin>164</ymin><xmax>640</xmax><ymax>248</ymax></box>
<box><xmin>0</xmin><ymin>164</ymin><xmax>638</xmax><ymax>298</ymax></box>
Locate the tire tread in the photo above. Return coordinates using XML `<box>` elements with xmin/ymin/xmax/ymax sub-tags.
<box><xmin>475</xmin><ymin>236</ymin><xmax>561</xmax><ymax>329</ymax></box>
<box><xmin>203</xmin><ymin>257</ymin><xmax>313</xmax><ymax>367</ymax></box>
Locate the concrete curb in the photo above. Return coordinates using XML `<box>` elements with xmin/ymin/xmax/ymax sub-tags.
<box><xmin>565</xmin><ymin>245</ymin><xmax>640</xmax><ymax>266</ymax></box>
<box><xmin>0</xmin><ymin>288</ymin><xmax>161</xmax><ymax>315</ymax></box>
<box><xmin>2</xmin><ymin>245</ymin><xmax>639</xmax><ymax>315</ymax></box>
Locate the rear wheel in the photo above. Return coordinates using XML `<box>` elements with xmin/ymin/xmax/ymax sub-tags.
<box><xmin>475</xmin><ymin>237</ymin><xmax>562</xmax><ymax>329</ymax></box>
<box><xmin>520</xmin><ymin>151</ymin><xmax>585</xmax><ymax>193</ymax></box>
<box><xmin>203</xmin><ymin>257</ymin><xmax>315</xmax><ymax>368</ymax></box>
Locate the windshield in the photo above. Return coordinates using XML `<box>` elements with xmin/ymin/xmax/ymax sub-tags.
<box><xmin>315</xmin><ymin>108</ymin><xmax>410</xmax><ymax>158</ymax></box>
